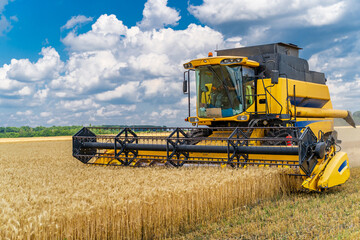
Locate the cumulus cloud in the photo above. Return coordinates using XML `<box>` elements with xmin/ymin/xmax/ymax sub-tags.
<box><xmin>34</xmin><ymin>87</ymin><xmax>49</xmax><ymax>100</ymax></box>
<box><xmin>302</xmin><ymin>2</ymin><xmax>346</xmax><ymax>26</ymax></box>
<box><xmin>16</xmin><ymin>110</ymin><xmax>32</xmax><ymax>116</ymax></box>
<box><xmin>62</xmin><ymin>14</ymin><xmax>127</xmax><ymax>52</ymax></box>
<box><xmin>52</xmin><ymin>11</ymin><xmax>223</xmax><ymax>126</ymax></box>
<box><xmin>61</xmin><ymin>15</ymin><xmax>93</xmax><ymax>30</ymax></box>
<box><xmin>50</xmin><ymin>50</ymin><xmax>126</xmax><ymax>94</ymax></box>
<box><xmin>7</xmin><ymin>47</ymin><xmax>63</xmax><ymax>82</ymax></box>
<box><xmin>0</xmin><ymin>64</ymin><xmax>22</xmax><ymax>90</ymax></box>
<box><xmin>187</xmin><ymin>0</ymin><xmax>357</xmax><ymax>47</ymax></box>
<box><xmin>138</xmin><ymin>0</ymin><xmax>180</xmax><ymax>30</ymax></box>
<box><xmin>95</xmin><ymin>81</ymin><xmax>140</xmax><ymax>102</ymax></box>
<box><xmin>189</xmin><ymin>0</ymin><xmax>347</xmax><ymax>26</ymax></box>
<box><xmin>40</xmin><ymin>112</ymin><xmax>52</xmax><ymax>118</ymax></box>
<box><xmin>2</xmin><ymin>0</ymin><xmax>358</xmax><ymax>127</ymax></box>
<box><xmin>58</xmin><ymin>98</ymin><xmax>100</xmax><ymax>111</ymax></box>
<box><xmin>56</xmin><ymin>15</ymin><xmax>223</xmax><ymax>101</ymax></box>
<box><xmin>128</xmin><ymin>53</ymin><xmax>177</xmax><ymax>76</ymax></box>
<box><xmin>96</xmin><ymin>104</ymin><xmax>136</xmax><ymax>117</ymax></box>
<box><xmin>308</xmin><ymin>34</ymin><xmax>360</xmax><ymax>111</ymax></box>
<box><xmin>17</xmin><ymin>86</ymin><xmax>32</xmax><ymax>96</ymax></box>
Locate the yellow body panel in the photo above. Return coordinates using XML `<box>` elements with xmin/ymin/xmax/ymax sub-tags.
<box><xmin>318</xmin><ymin>152</ymin><xmax>350</xmax><ymax>189</ymax></box>
<box><xmin>191</xmin><ymin>77</ymin><xmax>349</xmax><ymax>127</ymax></box>
<box><xmin>287</xmin><ymin>79</ymin><xmax>330</xmax><ymax>101</ymax></box>
<box><xmin>296</xmin><ymin>118</ymin><xmax>334</xmax><ymax>137</ymax></box>
<box><xmin>302</xmin><ymin>149</ymin><xmax>350</xmax><ymax>191</ymax></box>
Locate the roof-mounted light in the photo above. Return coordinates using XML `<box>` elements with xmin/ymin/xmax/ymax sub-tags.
<box><xmin>220</xmin><ymin>58</ymin><xmax>243</xmax><ymax>65</ymax></box>
<box><xmin>183</xmin><ymin>62</ymin><xmax>193</xmax><ymax>69</ymax></box>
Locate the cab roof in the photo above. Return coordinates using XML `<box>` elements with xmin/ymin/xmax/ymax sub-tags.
<box><xmin>183</xmin><ymin>56</ymin><xmax>260</xmax><ymax>69</ymax></box>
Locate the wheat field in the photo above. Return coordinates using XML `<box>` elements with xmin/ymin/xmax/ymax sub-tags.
<box><xmin>177</xmin><ymin>126</ymin><xmax>360</xmax><ymax>239</ymax></box>
<box><xmin>0</xmin><ymin>140</ymin><xmax>300</xmax><ymax>239</ymax></box>
<box><xmin>1</xmin><ymin>126</ymin><xmax>357</xmax><ymax>239</ymax></box>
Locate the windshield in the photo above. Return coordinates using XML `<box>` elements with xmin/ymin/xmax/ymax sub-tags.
<box><xmin>196</xmin><ymin>65</ymin><xmax>255</xmax><ymax>118</ymax></box>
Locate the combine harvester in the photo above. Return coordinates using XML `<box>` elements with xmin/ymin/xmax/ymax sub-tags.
<box><xmin>73</xmin><ymin>43</ymin><xmax>355</xmax><ymax>192</ymax></box>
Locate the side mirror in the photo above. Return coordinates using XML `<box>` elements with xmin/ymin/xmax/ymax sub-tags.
<box><xmin>271</xmin><ymin>70</ymin><xmax>279</xmax><ymax>84</ymax></box>
<box><xmin>183</xmin><ymin>80</ymin><xmax>188</xmax><ymax>93</ymax></box>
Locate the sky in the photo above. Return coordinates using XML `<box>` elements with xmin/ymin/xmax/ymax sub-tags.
<box><xmin>0</xmin><ymin>0</ymin><xmax>359</xmax><ymax>127</ymax></box>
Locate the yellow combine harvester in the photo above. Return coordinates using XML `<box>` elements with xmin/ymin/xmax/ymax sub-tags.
<box><xmin>73</xmin><ymin>43</ymin><xmax>355</xmax><ymax>192</ymax></box>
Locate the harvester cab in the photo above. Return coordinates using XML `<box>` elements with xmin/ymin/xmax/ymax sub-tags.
<box><xmin>73</xmin><ymin>43</ymin><xmax>355</xmax><ymax>192</ymax></box>
<box><xmin>183</xmin><ymin>43</ymin><xmax>355</xmax><ymax>130</ymax></box>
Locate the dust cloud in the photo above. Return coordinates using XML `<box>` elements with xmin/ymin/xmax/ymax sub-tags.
<box><xmin>335</xmin><ymin>126</ymin><xmax>360</xmax><ymax>167</ymax></box>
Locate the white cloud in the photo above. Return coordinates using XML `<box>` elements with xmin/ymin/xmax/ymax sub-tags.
<box><xmin>138</xmin><ymin>0</ymin><xmax>180</xmax><ymax>30</ymax></box>
<box><xmin>0</xmin><ymin>0</ymin><xmax>9</xmax><ymax>13</ymax></box>
<box><xmin>58</xmin><ymin>98</ymin><xmax>100</xmax><ymax>111</ymax></box>
<box><xmin>0</xmin><ymin>4</ymin><xmax>227</xmax><ymax>126</ymax></box>
<box><xmin>0</xmin><ymin>15</ymin><xmax>11</xmax><ymax>35</ymax></box>
<box><xmin>224</xmin><ymin>36</ymin><xmax>244</xmax><ymax>48</ymax></box>
<box><xmin>308</xmin><ymin>37</ymin><xmax>360</xmax><ymax>111</ymax></box>
<box><xmin>40</xmin><ymin>112</ymin><xmax>52</xmax><ymax>117</ymax></box>
<box><xmin>128</xmin><ymin>53</ymin><xmax>176</xmax><ymax>76</ymax></box>
<box><xmin>56</xmin><ymin>15</ymin><xmax>223</xmax><ymax>99</ymax></box>
<box><xmin>303</xmin><ymin>2</ymin><xmax>346</xmax><ymax>26</ymax></box>
<box><xmin>17</xmin><ymin>86</ymin><xmax>32</xmax><ymax>96</ymax></box>
<box><xmin>6</xmin><ymin>47</ymin><xmax>63</xmax><ymax>82</ymax></box>
<box><xmin>96</xmin><ymin>104</ymin><xmax>136</xmax><ymax>117</ymax></box>
<box><xmin>95</xmin><ymin>81</ymin><xmax>140</xmax><ymax>101</ymax></box>
<box><xmin>92</xmin><ymin>14</ymin><xmax>127</xmax><ymax>35</ymax></box>
<box><xmin>34</xmin><ymin>87</ymin><xmax>49</xmax><ymax>100</ymax></box>
<box><xmin>0</xmin><ymin>64</ymin><xmax>22</xmax><ymax>90</ymax></box>
<box><xmin>150</xmin><ymin>108</ymin><xmax>180</xmax><ymax>120</ymax></box>
<box><xmin>189</xmin><ymin>0</ymin><xmax>348</xmax><ymax>27</ymax></box>
<box><xmin>62</xmin><ymin>14</ymin><xmax>127</xmax><ymax>52</ymax></box>
<box><xmin>7</xmin><ymin>0</ymin><xmax>359</xmax><ymax>127</ymax></box>
<box><xmin>61</xmin><ymin>15</ymin><xmax>93</xmax><ymax>30</ymax></box>
<box><xmin>0</xmin><ymin>0</ymin><xmax>17</xmax><ymax>35</ymax></box>
<box><xmin>140</xmin><ymin>78</ymin><xmax>179</xmax><ymax>98</ymax></box>
<box><xmin>9</xmin><ymin>15</ymin><xmax>17</xmax><ymax>22</ymax></box>
<box><xmin>50</xmin><ymin>50</ymin><xmax>126</xmax><ymax>93</ymax></box>
<box><xmin>47</xmin><ymin>118</ymin><xmax>56</xmax><ymax>124</ymax></box>
<box><xmin>16</xmin><ymin>110</ymin><xmax>32</xmax><ymax>116</ymax></box>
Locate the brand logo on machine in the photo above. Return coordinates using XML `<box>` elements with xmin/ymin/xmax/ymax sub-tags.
<box><xmin>338</xmin><ymin>160</ymin><xmax>348</xmax><ymax>175</ymax></box>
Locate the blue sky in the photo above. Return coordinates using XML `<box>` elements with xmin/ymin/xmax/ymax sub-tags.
<box><xmin>0</xmin><ymin>0</ymin><xmax>202</xmax><ymax>63</ymax></box>
<box><xmin>0</xmin><ymin>0</ymin><xmax>359</xmax><ymax>127</ymax></box>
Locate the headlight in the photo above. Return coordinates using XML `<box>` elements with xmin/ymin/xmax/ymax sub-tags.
<box><xmin>183</xmin><ymin>63</ymin><xmax>193</xmax><ymax>69</ymax></box>
<box><xmin>237</xmin><ymin>115</ymin><xmax>248</xmax><ymax>121</ymax></box>
<box><xmin>189</xmin><ymin>117</ymin><xmax>199</xmax><ymax>122</ymax></box>
<box><xmin>221</xmin><ymin>58</ymin><xmax>243</xmax><ymax>65</ymax></box>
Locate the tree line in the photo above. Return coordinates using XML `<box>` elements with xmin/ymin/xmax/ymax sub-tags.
<box><xmin>334</xmin><ymin>111</ymin><xmax>360</xmax><ymax>126</ymax></box>
<box><xmin>0</xmin><ymin>126</ymin><xmax>83</xmax><ymax>138</ymax></box>
<box><xmin>0</xmin><ymin>125</ymin><xmax>167</xmax><ymax>138</ymax></box>
<box><xmin>0</xmin><ymin>111</ymin><xmax>358</xmax><ymax>138</ymax></box>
